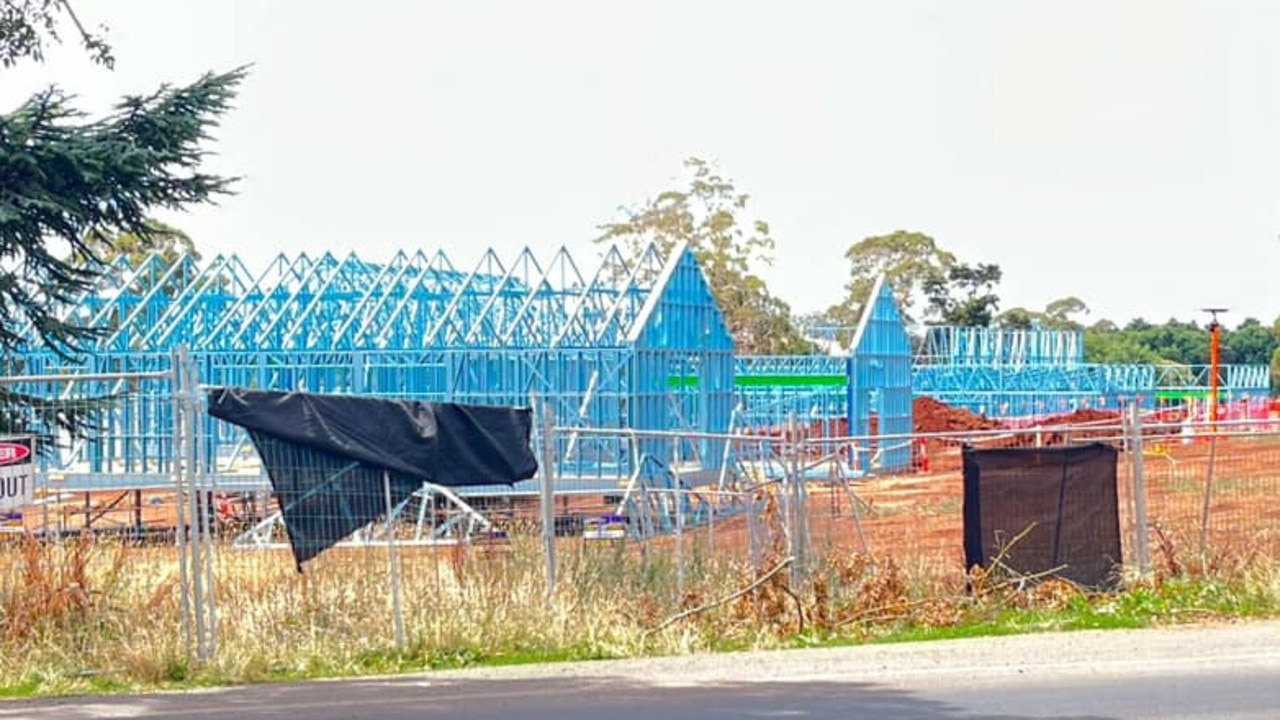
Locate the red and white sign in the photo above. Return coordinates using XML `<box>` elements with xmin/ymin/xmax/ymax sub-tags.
<box><xmin>0</xmin><ymin>441</ymin><xmax>31</xmax><ymax>466</ymax></box>
<box><xmin>0</xmin><ymin>437</ymin><xmax>35</xmax><ymax>512</ymax></box>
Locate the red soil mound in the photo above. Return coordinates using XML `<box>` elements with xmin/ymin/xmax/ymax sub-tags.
<box><xmin>912</xmin><ymin>396</ymin><xmax>1000</xmax><ymax>434</ymax></box>
<box><xmin>1037</xmin><ymin>408</ymin><xmax>1121</xmax><ymax>426</ymax></box>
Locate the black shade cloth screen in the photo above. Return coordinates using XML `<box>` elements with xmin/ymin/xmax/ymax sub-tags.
<box><xmin>207</xmin><ymin>388</ymin><xmax>539</xmax><ymax>570</ymax></box>
<box><xmin>962</xmin><ymin>442</ymin><xmax>1122</xmax><ymax>589</ymax></box>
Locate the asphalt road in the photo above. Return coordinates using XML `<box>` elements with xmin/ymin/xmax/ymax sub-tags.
<box><xmin>4</xmin><ymin>621</ymin><xmax>1280</xmax><ymax>720</ymax></box>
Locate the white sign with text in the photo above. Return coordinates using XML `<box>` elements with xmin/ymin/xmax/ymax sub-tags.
<box><xmin>0</xmin><ymin>437</ymin><xmax>35</xmax><ymax>512</ymax></box>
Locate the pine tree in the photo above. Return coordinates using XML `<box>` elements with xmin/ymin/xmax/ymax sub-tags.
<box><xmin>1</xmin><ymin>7</ymin><xmax>246</xmax><ymax>439</ymax></box>
<box><xmin>1</xmin><ymin>68</ymin><xmax>246</xmax><ymax>357</ymax></box>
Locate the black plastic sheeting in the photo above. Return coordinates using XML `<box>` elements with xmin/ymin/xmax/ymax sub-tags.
<box><xmin>207</xmin><ymin>388</ymin><xmax>538</xmax><ymax>570</ymax></box>
<box><xmin>962</xmin><ymin>443</ymin><xmax>1122</xmax><ymax>589</ymax></box>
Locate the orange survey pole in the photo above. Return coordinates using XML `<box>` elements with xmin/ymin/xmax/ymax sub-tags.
<box><xmin>1202</xmin><ymin>308</ymin><xmax>1228</xmax><ymax>434</ymax></box>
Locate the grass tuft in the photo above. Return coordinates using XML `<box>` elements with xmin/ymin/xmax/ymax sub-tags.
<box><xmin>2</xmin><ymin>521</ymin><xmax>1279</xmax><ymax>698</ymax></box>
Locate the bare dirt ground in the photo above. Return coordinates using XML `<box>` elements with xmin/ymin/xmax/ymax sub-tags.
<box><xmin>8</xmin><ymin>489</ymin><xmax>178</xmax><ymax>534</ymax></box>
<box><xmin>813</xmin><ymin>433</ymin><xmax>1280</xmax><ymax>574</ymax></box>
<box><xmin>681</xmin><ymin>431</ymin><xmax>1280</xmax><ymax>581</ymax></box>
<box><xmin>11</xmin><ymin>432</ymin><xmax>1279</xmax><ymax>583</ymax></box>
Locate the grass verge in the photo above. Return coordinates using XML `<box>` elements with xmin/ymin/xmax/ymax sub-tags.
<box><xmin>2</xmin><ymin>518</ymin><xmax>1278</xmax><ymax>698</ymax></box>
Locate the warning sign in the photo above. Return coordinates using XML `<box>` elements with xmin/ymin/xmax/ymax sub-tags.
<box><xmin>0</xmin><ymin>436</ymin><xmax>35</xmax><ymax>512</ymax></box>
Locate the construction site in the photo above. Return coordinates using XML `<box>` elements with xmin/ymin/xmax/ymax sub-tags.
<box><xmin>1</xmin><ymin>242</ymin><xmax>1275</xmax><ymax>559</ymax></box>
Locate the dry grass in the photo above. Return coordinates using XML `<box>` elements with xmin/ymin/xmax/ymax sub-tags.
<box><xmin>3</xmin><ymin>504</ymin><xmax>1280</xmax><ymax>697</ymax></box>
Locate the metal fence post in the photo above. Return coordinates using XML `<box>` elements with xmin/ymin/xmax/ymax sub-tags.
<box><xmin>383</xmin><ymin>471</ymin><xmax>406</xmax><ymax>648</ymax></box>
<box><xmin>175</xmin><ymin>345</ymin><xmax>216</xmax><ymax>661</ymax></box>
<box><xmin>786</xmin><ymin>412</ymin><xmax>807</xmax><ymax>585</ymax></box>
<box><xmin>170</xmin><ymin>351</ymin><xmax>193</xmax><ymax>660</ymax></box>
<box><xmin>1128</xmin><ymin>403</ymin><xmax>1150</xmax><ymax>576</ymax></box>
<box><xmin>1199</xmin><ymin>428</ymin><xmax>1220</xmax><ymax>556</ymax></box>
<box><xmin>670</xmin><ymin>439</ymin><xmax>687</xmax><ymax>599</ymax></box>
<box><xmin>191</xmin><ymin>350</ymin><xmax>218</xmax><ymax>659</ymax></box>
<box><xmin>538</xmin><ymin>398</ymin><xmax>556</xmax><ymax>601</ymax></box>
<box><xmin>181</xmin><ymin>348</ymin><xmax>207</xmax><ymax>661</ymax></box>
<box><xmin>706</xmin><ymin>487</ymin><xmax>716</xmax><ymax>557</ymax></box>
<box><xmin>795</xmin><ymin>426</ymin><xmax>811</xmax><ymax>571</ymax></box>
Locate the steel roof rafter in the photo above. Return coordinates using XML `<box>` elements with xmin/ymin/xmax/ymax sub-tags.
<box><xmin>140</xmin><ymin>254</ymin><xmax>254</xmax><ymax>350</ymax></box>
<box><xmin>82</xmin><ymin>253</ymin><xmax>173</xmax><ymax>331</ymax></box>
<box><xmin>349</xmin><ymin>250</ymin><xmax>452</xmax><ymax>348</ymax></box>
<box><xmin>369</xmin><ymin>250</ymin><xmax>463</xmax><ymax>349</ymax></box>
<box><xmin>419</xmin><ymin>249</ymin><xmax>507</xmax><ymax>348</ymax></box>
<box><xmin>501</xmin><ymin>247</ymin><xmax>583</xmax><ymax>347</ymax></box>
<box><xmin>248</xmin><ymin>252</ymin><xmax>345</xmax><ymax>349</ymax></box>
<box><xmin>590</xmin><ymin>242</ymin><xmax>664</xmax><ymax>346</ymax></box>
<box><xmin>552</xmin><ymin>244</ymin><xmax>631</xmax><ymax>348</ymax></box>
<box><xmin>496</xmin><ymin>253</ymin><xmax>556</xmax><ymax>347</ymax></box>
<box><xmin>332</xmin><ymin>250</ymin><xmax>419</xmax><ymax>349</ymax></box>
<box><xmin>461</xmin><ymin>248</ymin><xmax>545</xmax><ymax>347</ymax></box>
<box><xmin>17</xmin><ymin>254</ymin><xmax>138</xmax><ymax>349</ymax></box>
<box><xmin>204</xmin><ymin>253</ymin><xmax>317</xmax><ymax>350</ymax></box>
<box><xmin>102</xmin><ymin>254</ymin><xmax>203</xmax><ymax>350</ymax></box>
<box><xmin>276</xmin><ymin>252</ymin><xmax>373</xmax><ymax>349</ymax></box>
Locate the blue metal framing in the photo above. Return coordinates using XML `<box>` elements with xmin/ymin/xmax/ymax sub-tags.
<box><xmin>627</xmin><ymin>247</ymin><xmax>735</xmax><ymax>468</ymax></box>
<box><xmin>13</xmin><ymin>239</ymin><xmax>1273</xmax><ymax>491</ymax></box>
<box><xmin>6</xmin><ymin>242</ymin><xmax>735</xmax><ymax>487</ymax></box>
<box><xmin>735</xmin><ymin>355</ymin><xmax>846</xmax><ymax>376</ymax></box>
<box><xmin>847</xmin><ymin>277</ymin><xmax>913</xmax><ymax>472</ymax></box>
<box><xmin>0</xmin><ymin>351</ymin><xmax>179</xmax><ymax>478</ymax></box>
<box><xmin>912</xmin><ymin>325</ymin><xmax>1271</xmax><ymax>416</ymax></box>
<box><xmin>732</xmin><ymin>355</ymin><xmax>847</xmax><ymax>432</ymax></box>
<box><xmin>919</xmin><ymin>326</ymin><xmax>1084</xmax><ymax>366</ymax></box>
<box><xmin>730</xmin><ymin>276</ymin><xmax>915</xmax><ymax>477</ymax></box>
<box><xmin>733</xmin><ymin>321</ymin><xmax>1272</xmax><ymax>428</ymax></box>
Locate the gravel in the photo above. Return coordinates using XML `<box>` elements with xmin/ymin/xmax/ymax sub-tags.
<box><xmin>406</xmin><ymin>620</ymin><xmax>1280</xmax><ymax>689</ymax></box>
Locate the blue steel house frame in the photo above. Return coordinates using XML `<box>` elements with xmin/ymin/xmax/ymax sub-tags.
<box><xmin>3</xmin><ymin>242</ymin><xmax>734</xmax><ymax>496</ymax></box>
<box><xmin>913</xmin><ymin>326</ymin><xmax>1271</xmax><ymax>417</ymax></box>
<box><xmin>733</xmin><ymin>314</ymin><xmax>1270</xmax><ymax>442</ymax></box>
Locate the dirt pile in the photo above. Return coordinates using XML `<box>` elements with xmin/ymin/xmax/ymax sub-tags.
<box><xmin>907</xmin><ymin>396</ymin><xmax>999</xmax><ymax>472</ymax></box>
<box><xmin>1022</xmin><ymin>406</ymin><xmax>1177</xmax><ymax>443</ymax></box>
<box><xmin>912</xmin><ymin>396</ymin><xmax>1000</xmax><ymax>434</ymax></box>
<box><xmin>1038</xmin><ymin>408</ymin><xmax>1121</xmax><ymax>426</ymax></box>
<box><xmin>1006</xmin><ymin>408</ymin><xmax>1123</xmax><ymax>446</ymax></box>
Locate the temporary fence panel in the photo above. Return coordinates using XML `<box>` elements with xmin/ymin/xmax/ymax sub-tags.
<box><xmin>1134</xmin><ymin>418</ymin><xmax>1280</xmax><ymax>559</ymax></box>
<box><xmin>962</xmin><ymin>443</ymin><xmax>1123</xmax><ymax>588</ymax></box>
<box><xmin>0</xmin><ymin>359</ymin><xmax>218</xmax><ymax>678</ymax></box>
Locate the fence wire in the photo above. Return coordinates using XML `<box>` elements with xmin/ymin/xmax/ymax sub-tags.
<box><xmin>6</xmin><ymin>386</ymin><xmax>1280</xmax><ymax>670</ymax></box>
<box><xmin>0</xmin><ymin>366</ymin><xmax>201</xmax><ymax>674</ymax></box>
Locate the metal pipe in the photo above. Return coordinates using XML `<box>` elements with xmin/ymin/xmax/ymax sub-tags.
<box><xmin>383</xmin><ymin>471</ymin><xmax>405</xmax><ymax>648</ymax></box>
<box><xmin>0</xmin><ymin>371</ymin><xmax>169</xmax><ymax>385</ymax></box>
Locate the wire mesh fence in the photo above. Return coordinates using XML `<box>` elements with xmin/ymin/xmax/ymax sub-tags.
<box><xmin>1136</xmin><ymin>419</ymin><xmax>1280</xmax><ymax>562</ymax></box>
<box><xmin>0</xmin><ymin>362</ymin><xmax>212</xmax><ymax>675</ymax></box>
<box><xmin>0</xmin><ymin>370</ymin><xmax>178</xmax><ymax>539</ymax></box>
<box><xmin>6</xmin><ymin>379</ymin><xmax>1280</xmax><ymax>672</ymax></box>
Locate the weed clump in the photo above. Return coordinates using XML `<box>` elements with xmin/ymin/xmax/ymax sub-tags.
<box><xmin>1</xmin><ymin>506</ymin><xmax>1278</xmax><ymax>697</ymax></box>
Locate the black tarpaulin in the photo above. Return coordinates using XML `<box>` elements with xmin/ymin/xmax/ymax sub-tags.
<box><xmin>962</xmin><ymin>442</ymin><xmax>1122</xmax><ymax>589</ymax></box>
<box><xmin>207</xmin><ymin>388</ymin><xmax>538</xmax><ymax>570</ymax></box>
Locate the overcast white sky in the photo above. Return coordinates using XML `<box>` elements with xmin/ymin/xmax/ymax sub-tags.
<box><xmin>5</xmin><ymin>0</ymin><xmax>1280</xmax><ymax>327</ymax></box>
